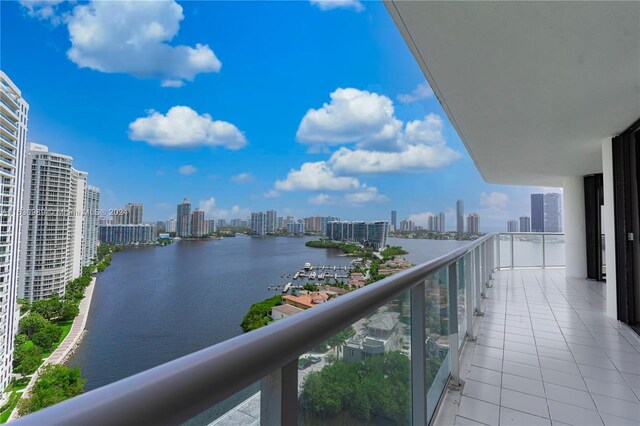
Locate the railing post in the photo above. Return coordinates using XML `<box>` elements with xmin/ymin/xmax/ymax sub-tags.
<box><xmin>260</xmin><ymin>359</ymin><xmax>298</xmax><ymax>426</ymax></box>
<box><xmin>475</xmin><ymin>247</ymin><xmax>484</xmax><ymax>307</ymax></box>
<box><xmin>542</xmin><ymin>234</ymin><xmax>546</xmax><ymax>268</ymax></box>
<box><xmin>411</xmin><ymin>282</ymin><xmax>426</xmax><ymax>425</ymax></box>
<box><xmin>510</xmin><ymin>234</ymin><xmax>515</xmax><ymax>269</ymax></box>
<box><xmin>465</xmin><ymin>253</ymin><xmax>475</xmax><ymax>340</ymax></box>
<box><xmin>496</xmin><ymin>234</ymin><xmax>501</xmax><ymax>270</ymax></box>
<box><xmin>448</xmin><ymin>261</ymin><xmax>460</xmax><ymax>386</ymax></box>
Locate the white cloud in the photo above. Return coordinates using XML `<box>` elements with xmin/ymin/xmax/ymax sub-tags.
<box><xmin>480</xmin><ymin>192</ymin><xmax>509</xmax><ymax>210</ymax></box>
<box><xmin>404</xmin><ymin>113</ymin><xmax>445</xmax><ymax>145</ymax></box>
<box><xmin>19</xmin><ymin>0</ymin><xmax>66</xmax><ymax>23</ymax></box>
<box><xmin>263</xmin><ymin>189</ymin><xmax>281</xmax><ymax>198</ymax></box>
<box><xmin>343</xmin><ymin>186</ymin><xmax>388</xmax><ymax>204</ymax></box>
<box><xmin>56</xmin><ymin>0</ymin><xmax>221</xmax><ymax>86</ymax></box>
<box><xmin>178</xmin><ymin>165</ymin><xmax>197</xmax><ymax>175</ymax></box>
<box><xmin>230</xmin><ymin>172</ymin><xmax>254</xmax><ymax>184</ymax></box>
<box><xmin>296</xmin><ymin>88</ymin><xmax>402</xmax><ymax>151</ymax></box>
<box><xmin>198</xmin><ymin>197</ymin><xmax>250</xmax><ymax>220</ymax></box>
<box><xmin>275</xmin><ymin>161</ymin><xmax>360</xmax><ymax>192</ymax></box>
<box><xmin>408</xmin><ymin>211</ymin><xmax>436</xmax><ymax>227</ymax></box>
<box><xmin>397</xmin><ymin>82</ymin><xmax>434</xmax><ymax>103</ymax></box>
<box><xmin>309</xmin><ymin>194</ymin><xmax>336</xmax><ymax>205</ymax></box>
<box><xmin>329</xmin><ymin>143</ymin><xmax>459</xmax><ymax>175</ymax></box>
<box><xmin>129</xmin><ymin>106</ymin><xmax>247</xmax><ymax>150</ymax></box>
<box><xmin>310</xmin><ymin>0</ymin><xmax>364</xmax><ymax>12</ymax></box>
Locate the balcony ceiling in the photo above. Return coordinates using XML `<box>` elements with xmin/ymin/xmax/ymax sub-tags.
<box><xmin>387</xmin><ymin>1</ymin><xmax>640</xmax><ymax>186</ymax></box>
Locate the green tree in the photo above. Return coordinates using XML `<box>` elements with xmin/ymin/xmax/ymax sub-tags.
<box><xmin>14</xmin><ymin>344</ymin><xmax>43</xmax><ymax>377</ymax></box>
<box><xmin>32</xmin><ymin>323</ymin><xmax>63</xmax><ymax>352</ymax></box>
<box><xmin>19</xmin><ymin>313</ymin><xmax>48</xmax><ymax>338</ymax></box>
<box><xmin>18</xmin><ymin>365</ymin><xmax>85</xmax><ymax>415</ymax></box>
<box><xmin>240</xmin><ymin>295</ymin><xmax>282</xmax><ymax>332</ymax></box>
<box><xmin>14</xmin><ymin>333</ymin><xmax>28</xmax><ymax>348</ymax></box>
<box><xmin>31</xmin><ymin>297</ymin><xmax>63</xmax><ymax>321</ymax></box>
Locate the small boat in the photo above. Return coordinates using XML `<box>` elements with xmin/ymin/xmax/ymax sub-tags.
<box><xmin>309</xmin><ymin>272</ymin><xmax>317</xmax><ymax>280</ymax></box>
<box><xmin>304</xmin><ymin>262</ymin><xmax>311</xmax><ymax>270</ymax></box>
<box><xmin>282</xmin><ymin>282</ymin><xmax>292</xmax><ymax>293</ymax></box>
<box><xmin>293</xmin><ymin>272</ymin><xmax>300</xmax><ymax>279</ymax></box>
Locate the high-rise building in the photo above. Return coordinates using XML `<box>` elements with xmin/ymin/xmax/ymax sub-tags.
<box><xmin>191</xmin><ymin>209</ymin><xmax>205</xmax><ymax>236</ymax></box>
<box><xmin>81</xmin><ymin>185</ymin><xmax>100</xmax><ymax>266</ymax></box>
<box><xmin>287</xmin><ymin>221</ymin><xmax>305</xmax><ymax>236</ymax></box>
<box><xmin>531</xmin><ymin>193</ymin><xmax>545</xmax><ymax>232</ymax></box>
<box><xmin>438</xmin><ymin>212</ymin><xmax>446</xmax><ymax>232</ymax></box>
<box><xmin>207</xmin><ymin>219</ymin><xmax>216</xmax><ymax>234</ymax></box>
<box><xmin>266</xmin><ymin>209</ymin><xmax>277</xmax><ymax>234</ymax></box>
<box><xmin>111</xmin><ymin>210</ymin><xmax>127</xmax><ymax>225</ymax></box>
<box><xmin>519</xmin><ymin>216</ymin><xmax>531</xmax><ymax>232</ymax></box>
<box><xmin>427</xmin><ymin>215</ymin><xmax>434</xmax><ymax>232</ymax></box>
<box><xmin>456</xmin><ymin>200</ymin><xmax>464</xmax><ymax>233</ymax></box>
<box><xmin>0</xmin><ymin>71</ymin><xmax>28</xmax><ymax>390</ymax></box>
<box><xmin>99</xmin><ymin>224</ymin><xmax>156</xmax><ymax>244</ymax></box>
<box><xmin>126</xmin><ymin>203</ymin><xmax>143</xmax><ymax>224</ymax></box>
<box><xmin>166</xmin><ymin>218</ymin><xmax>176</xmax><ymax>233</ymax></box>
<box><xmin>217</xmin><ymin>219</ymin><xmax>227</xmax><ymax>229</ymax></box>
<box><xmin>507</xmin><ymin>219</ymin><xmax>519</xmax><ymax>232</ymax></box>
<box><xmin>277</xmin><ymin>216</ymin><xmax>284</xmax><ymax>230</ymax></box>
<box><xmin>466</xmin><ymin>213</ymin><xmax>480</xmax><ymax>234</ymax></box>
<box><xmin>19</xmin><ymin>143</ymin><xmax>87</xmax><ymax>302</ymax></box>
<box><xmin>391</xmin><ymin>210</ymin><xmax>397</xmax><ymax>231</ymax></box>
<box><xmin>176</xmin><ymin>198</ymin><xmax>191</xmax><ymax>237</ymax></box>
<box><xmin>250</xmin><ymin>212</ymin><xmax>266</xmax><ymax>236</ymax></box>
<box><xmin>367</xmin><ymin>221</ymin><xmax>390</xmax><ymax>249</ymax></box>
<box><xmin>544</xmin><ymin>193</ymin><xmax>562</xmax><ymax>232</ymax></box>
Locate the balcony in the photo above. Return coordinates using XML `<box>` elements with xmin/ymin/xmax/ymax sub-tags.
<box><xmin>11</xmin><ymin>233</ymin><xmax>637</xmax><ymax>425</ymax></box>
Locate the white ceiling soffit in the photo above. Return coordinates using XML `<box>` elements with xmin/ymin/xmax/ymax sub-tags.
<box><xmin>386</xmin><ymin>1</ymin><xmax>640</xmax><ymax>186</ymax></box>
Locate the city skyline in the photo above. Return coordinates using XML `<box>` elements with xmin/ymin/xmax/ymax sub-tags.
<box><xmin>2</xmin><ymin>1</ymin><xmax>560</xmax><ymax>231</ymax></box>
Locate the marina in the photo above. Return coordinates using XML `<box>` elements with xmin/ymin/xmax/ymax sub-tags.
<box><xmin>266</xmin><ymin>262</ymin><xmax>355</xmax><ymax>292</ymax></box>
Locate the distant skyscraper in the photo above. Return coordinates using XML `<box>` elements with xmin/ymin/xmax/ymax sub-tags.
<box><xmin>126</xmin><ymin>202</ymin><xmax>144</xmax><ymax>224</ymax></box>
<box><xmin>99</xmin><ymin>224</ymin><xmax>156</xmax><ymax>244</ymax></box>
<box><xmin>277</xmin><ymin>216</ymin><xmax>284</xmax><ymax>230</ymax></box>
<box><xmin>166</xmin><ymin>218</ymin><xmax>176</xmax><ymax>233</ymax></box>
<box><xmin>266</xmin><ymin>209</ymin><xmax>277</xmax><ymax>234</ymax></box>
<box><xmin>466</xmin><ymin>213</ymin><xmax>480</xmax><ymax>234</ymax></box>
<box><xmin>507</xmin><ymin>219</ymin><xmax>519</xmax><ymax>232</ymax></box>
<box><xmin>531</xmin><ymin>194</ymin><xmax>545</xmax><ymax>232</ymax></box>
<box><xmin>176</xmin><ymin>198</ymin><xmax>191</xmax><ymax>237</ymax></box>
<box><xmin>191</xmin><ymin>209</ymin><xmax>205</xmax><ymax>236</ymax></box>
<box><xmin>544</xmin><ymin>193</ymin><xmax>562</xmax><ymax>232</ymax></box>
<box><xmin>251</xmin><ymin>212</ymin><xmax>266</xmax><ymax>236</ymax></box>
<box><xmin>456</xmin><ymin>200</ymin><xmax>464</xmax><ymax>233</ymax></box>
<box><xmin>428</xmin><ymin>215</ymin><xmax>434</xmax><ymax>231</ymax></box>
<box><xmin>519</xmin><ymin>216</ymin><xmax>531</xmax><ymax>232</ymax></box>
<box><xmin>20</xmin><ymin>143</ymin><xmax>86</xmax><ymax>301</ymax></box>
<box><xmin>81</xmin><ymin>185</ymin><xmax>100</xmax><ymax>266</ymax></box>
<box><xmin>207</xmin><ymin>219</ymin><xmax>216</xmax><ymax>234</ymax></box>
<box><xmin>0</xmin><ymin>71</ymin><xmax>28</xmax><ymax>390</ymax></box>
<box><xmin>217</xmin><ymin>219</ymin><xmax>227</xmax><ymax>228</ymax></box>
<box><xmin>391</xmin><ymin>210</ymin><xmax>397</xmax><ymax>231</ymax></box>
<box><xmin>438</xmin><ymin>212</ymin><xmax>446</xmax><ymax>232</ymax></box>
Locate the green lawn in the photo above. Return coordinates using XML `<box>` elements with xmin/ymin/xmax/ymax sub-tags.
<box><xmin>0</xmin><ymin>391</ymin><xmax>22</xmax><ymax>423</ymax></box>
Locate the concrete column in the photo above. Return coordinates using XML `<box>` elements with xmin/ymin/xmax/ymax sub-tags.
<box><xmin>602</xmin><ymin>140</ymin><xmax>618</xmax><ymax>320</ymax></box>
<box><xmin>563</xmin><ymin>176</ymin><xmax>587</xmax><ymax>278</ymax></box>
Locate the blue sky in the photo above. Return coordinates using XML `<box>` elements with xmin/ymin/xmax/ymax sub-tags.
<box><xmin>2</xmin><ymin>0</ymin><xmax>558</xmax><ymax>231</ymax></box>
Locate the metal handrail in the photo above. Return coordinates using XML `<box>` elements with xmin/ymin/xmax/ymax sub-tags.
<box><xmin>14</xmin><ymin>234</ymin><xmax>496</xmax><ymax>425</ymax></box>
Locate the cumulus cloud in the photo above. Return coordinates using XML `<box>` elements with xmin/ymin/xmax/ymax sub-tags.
<box><xmin>22</xmin><ymin>0</ymin><xmax>222</xmax><ymax>86</ymax></box>
<box><xmin>275</xmin><ymin>161</ymin><xmax>360</xmax><ymax>192</ymax></box>
<box><xmin>129</xmin><ymin>106</ymin><xmax>247</xmax><ymax>150</ymax></box>
<box><xmin>480</xmin><ymin>192</ymin><xmax>509</xmax><ymax>210</ymax></box>
<box><xmin>19</xmin><ymin>0</ymin><xmax>66</xmax><ymax>23</ymax></box>
<box><xmin>297</xmin><ymin>88</ymin><xmax>402</xmax><ymax>151</ymax></box>
<box><xmin>179</xmin><ymin>165</ymin><xmax>197</xmax><ymax>175</ymax></box>
<box><xmin>230</xmin><ymin>172</ymin><xmax>254</xmax><ymax>184</ymax></box>
<box><xmin>344</xmin><ymin>186</ymin><xmax>388</xmax><ymax>204</ymax></box>
<box><xmin>397</xmin><ymin>82</ymin><xmax>434</xmax><ymax>103</ymax></box>
<box><xmin>198</xmin><ymin>197</ymin><xmax>250</xmax><ymax>220</ymax></box>
<box><xmin>310</xmin><ymin>0</ymin><xmax>364</xmax><ymax>12</ymax></box>
<box><xmin>329</xmin><ymin>144</ymin><xmax>459</xmax><ymax>175</ymax></box>
<box><xmin>309</xmin><ymin>194</ymin><xmax>336</xmax><ymax>205</ymax></box>
<box><xmin>404</xmin><ymin>113</ymin><xmax>445</xmax><ymax>145</ymax></box>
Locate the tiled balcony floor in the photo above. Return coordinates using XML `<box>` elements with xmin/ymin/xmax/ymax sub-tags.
<box><xmin>455</xmin><ymin>269</ymin><xmax>640</xmax><ymax>426</ymax></box>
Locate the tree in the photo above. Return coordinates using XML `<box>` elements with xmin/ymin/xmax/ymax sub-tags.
<box><xmin>32</xmin><ymin>323</ymin><xmax>63</xmax><ymax>353</ymax></box>
<box><xmin>14</xmin><ymin>333</ymin><xmax>28</xmax><ymax>348</ymax></box>
<box><xmin>31</xmin><ymin>297</ymin><xmax>63</xmax><ymax>321</ymax></box>
<box><xmin>13</xmin><ymin>344</ymin><xmax>43</xmax><ymax>377</ymax></box>
<box><xmin>19</xmin><ymin>313</ymin><xmax>48</xmax><ymax>338</ymax></box>
<box><xmin>18</xmin><ymin>365</ymin><xmax>85</xmax><ymax>415</ymax></box>
<box><xmin>59</xmin><ymin>300</ymin><xmax>80</xmax><ymax>321</ymax></box>
<box><xmin>240</xmin><ymin>295</ymin><xmax>282</xmax><ymax>332</ymax></box>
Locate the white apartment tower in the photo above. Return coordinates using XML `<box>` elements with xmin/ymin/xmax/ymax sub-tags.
<box><xmin>81</xmin><ymin>185</ymin><xmax>100</xmax><ymax>266</ymax></box>
<box><xmin>0</xmin><ymin>71</ymin><xmax>28</xmax><ymax>391</ymax></box>
<box><xmin>19</xmin><ymin>143</ymin><xmax>86</xmax><ymax>302</ymax></box>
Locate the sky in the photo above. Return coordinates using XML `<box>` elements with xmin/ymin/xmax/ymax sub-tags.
<box><xmin>2</xmin><ymin>0</ymin><xmax>560</xmax><ymax>231</ymax></box>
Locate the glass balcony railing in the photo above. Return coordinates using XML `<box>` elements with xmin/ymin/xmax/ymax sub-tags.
<box><xmin>14</xmin><ymin>235</ymin><xmax>502</xmax><ymax>426</ymax></box>
<box><xmin>497</xmin><ymin>232</ymin><xmax>565</xmax><ymax>269</ymax></box>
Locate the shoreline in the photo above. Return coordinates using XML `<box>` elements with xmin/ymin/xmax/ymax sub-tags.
<box><xmin>7</xmin><ymin>276</ymin><xmax>97</xmax><ymax>422</ymax></box>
